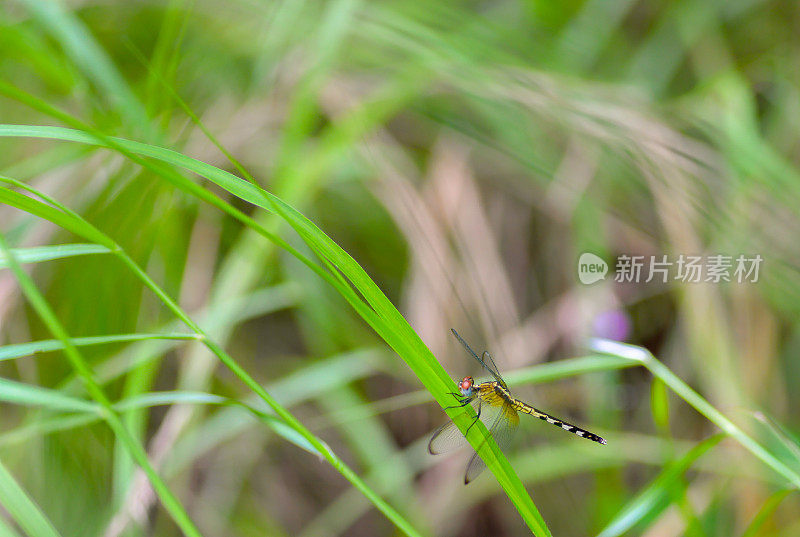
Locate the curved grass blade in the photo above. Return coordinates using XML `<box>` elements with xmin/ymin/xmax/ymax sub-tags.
<box><xmin>0</xmin><ymin>181</ymin><xmax>114</xmax><ymax>248</ymax></box>
<box><xmin>740</xmin><ymin>489</ymin><xmax>792</xmax><ymax>537</ymax></box>
<box><xmin>591</xmin><ymin>338</ymin><xmax>800</xmax><ymax>490</ymax></box>
<box><xmin>0</xmin><ymin>243</ymin><xmax>111</xmax><ymax>269</ymax></box>
<box><xmin>0</xmin><ymin>125</ymin><xmax>551</xmax><ymax>536</ymax></box>
<box><xmin>0</xmin><ymin>514</ymin><xmax>24</xmax><ymax>537</ymax></box>
<box><xmin>0</xmin><ymin>387</ymin><xmax>320</xmax><ymax>456</ymax></box>
<box><xmin>19</xmin><ymin>0</ymin><xmax>150</xmax><ymax>134</ymax></box>
<box><xmin>0</xmin><ymin>175</ymin><xmax>424</xmax><ymax>537</ymax></box>
<box><xmin>0</xmin><ymin>333</ymin><xmax>198</xmax><ymax>362</ymax></box>
<box><xmin>0</xmin><ymin>457</ymin><xmax>62</xmax><ymax>537</ymax></box>
<box><xmin>504</xmin><ymin>354</ymin><xmax>636</xmax><ymax>385</ymax></box>
<box><xmin>597</xmin><ymin>434</ymin><xmax>723</xmax><ymax>537</ymax></box>
<box><xmin>0</xmin><ymin>414</ymin><xmax>98</xmax><ymax>447</ymax></box>
<box><xmin>113</xmin><ymin>392</ymin><xmax>319</xmax><ymax>455</ymax></box>
<box><xmin>0</xmin><ymin>377</ymin><xmax>98</xmax><ymax>413</ymax></box>
<box><xmin>0</xmin><ymin>235</ymin><xmax>205</xmax><ymax>537</ymax></box>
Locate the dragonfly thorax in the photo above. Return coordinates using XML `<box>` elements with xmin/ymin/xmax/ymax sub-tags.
<box><xmin>458</xmin><ymin>376</ymin><xmax>474</xmax><ymax>397</ymax></box>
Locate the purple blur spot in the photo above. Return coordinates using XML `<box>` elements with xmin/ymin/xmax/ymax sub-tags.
<box><xmin>592</xmin><ymin>309</ymin><xmax>632</xmax><ymax>341</ymax></box>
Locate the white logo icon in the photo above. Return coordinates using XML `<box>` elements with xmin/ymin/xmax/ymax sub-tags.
<box><xmin>578</xmin><ymin>253</ymin><xmax>608</xmax><ymax>284</ymax></box>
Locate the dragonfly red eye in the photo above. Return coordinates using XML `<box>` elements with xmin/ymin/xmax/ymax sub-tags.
<box><xmin>459</xmin><ymin>377</ymin><xmax>473</xmax><ymax>390</ymax></box>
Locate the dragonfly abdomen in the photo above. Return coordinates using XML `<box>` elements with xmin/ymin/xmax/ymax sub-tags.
<box><xmin>513</xmin><ymin>402</ymin><xmax>607</xmax><ymax>445</ymax></box>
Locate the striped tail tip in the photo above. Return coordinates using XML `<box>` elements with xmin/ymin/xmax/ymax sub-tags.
<box><xmin>533</xmin><ymin>410</ymin><xmax>607</xmax><ymax>445</ymax></box>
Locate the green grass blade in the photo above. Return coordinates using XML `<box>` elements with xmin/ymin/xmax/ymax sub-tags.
<box><xmin>163</xmin><ymin>348</ymin><xmax>383</xmax><ymax>478</ymax></box>
<box><xmin>0</xmin><ymin>244</ymin><xmax>111</xmax><ymax>268</ymax></box>
<box><xmin>0</xmin><ymin>235</ymin><xmax>205</xmax><ymax>537</ymax></box>
<box><xmin>0</xmin><ymin>173</ymin><xmax>424</xmax><ymax>537</ymax></box>
<box><xmin>0</xmin><ymin>387</ymin><xmax>317</xmax><ymax>457</ymax></box>
<box><xmin>112</xmin><ymin>392</ymin><xmax>319</xmax><ymax>455</ymax></box>
<box><xmin>115</xmin><ymin>251</ymin><xmax>423</xmax><ymax>537</ymax></box>
<box><xmin>254</xmin><ymin>191</ymin><xmax>551</xmax><ymax>534</ymax></box>
<box><xmin>0</xmin><ymin>333</ymin><xmax>198</xmax><ymax>362</ymax></box>
<box><xmin>19</xmin><ymin>0</ymin><xmax>151</xmax><ymax>134</ymax></box>
<box><xmin>650</xmin><ymin>378</ymin><xmax>670</xmax><ymax>433</ymax></box>
<box><xmin>740</xmin><ymin>489</ymin><xmax>792</xmax><ymax>537</ymax></box>
<box><xmin>0</xmin><ymin>415</ymin><xmax>99</xmax><ymax>448</ymax></box>
<box><xmin>0</xmin><ymin>184</ymin><xmax>114</xmax><ymax>249</ymax></box>
<box><xmin>0</xmin><ymin>377</ymin><xmax>97</xmax><ymax>413</ymax></box>
<box><xmin>112</xmin><ymin>391</ymin><xmax>227</xmax><ymax>410</ymax></box>
<box><xmin>0</xmin><ymin>457</ymin><xmax>62</xmax><ymax>537</ymax></box>
<box><xmin>590</xmin><ymin>338</ymin><xmax>800</xmax><ymax>489</ymax></box>
<box><xmin>597</xmin><ymin>434</ymin><xmax>723</xmax><ymax>537</ymax></box>
<box><xmin>0</xmin><ymin>514</ymin><xmax>24</xmax><ymax>537</ymax></box>
<box><xmin>0</xmin><ymin>96</ymin><xmax>334</xmax><ymax>294</ymax></box>
<box><xmin>0</xmin><ymin>126</ymin><xmax>266</xmax><ymax>206</ymax></box>
<box><xmin>750</xmin><ymin>411</ymin><xmax>800</xmax><ymax>473</ymax></box>
<box><xmin>505</xmin><ymin>354</ymin><xmax>636</xmax><ymax>385</ymax></box>
<box><xmin>0</xmin><ymin>125</ymin><xmax>550</xmax><ymax>535</ymax></box>
<box><xmin>0</xmin><ymin>126</ymin><xmax>380</xmax><ymax>330</ymax></box>
<box><xmin>555</xmin><ymin>0</ymin><xmax>637</xmax><ymax>70</ymax></box>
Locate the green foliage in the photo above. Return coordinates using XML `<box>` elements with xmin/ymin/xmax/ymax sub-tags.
<box><xmin>2</xmin><ymin>1</ymin><xmax>800</xmax><ymax>536</ymax></box>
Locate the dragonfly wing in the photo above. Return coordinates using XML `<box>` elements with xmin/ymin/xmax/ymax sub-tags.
<box><xmin>428</xmin><ymin>400</ymin><xmax>480</xmax><ymax>454</ymax></box>
<box><xmin>450</xmin><ymin>329</ymin><xmax>508</xmax><ymax>388</ymax></box>
<box><xmin>464</xmin><ymin>399</ymin><xmax>520</xmax><ymax>484</ymax></box>
<box><xmin>481</xmin><ymin>351</ymin><xmax>508</xmax><ymax>389</ymax></box>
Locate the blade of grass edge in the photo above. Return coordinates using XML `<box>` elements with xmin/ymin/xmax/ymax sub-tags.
<box><xmin>244</xmin><ymin>164</ymin><xmax>552</xmax><ymax>535</ymax></box>
<box><xmin>0</xmin><ymin>179</ymin><xmax>425</xmax><ymax>537</ymax></box>
<box><xmin>0</xmin><ymin>125</ymin><xmax>550</xmax><ymax>535</ymax></box>
<box><xmin>0</xmin><ymin>243</ymin><xmax>111</xmax><ymax>267</ymax></box>
<box><xmin>0</xmin><ymin>457</ymin><xmax>62</xmax><ymax>537</ymax></box>
<box><xmin>590</xmin><ymin>338</ymin><xmax>800</xmax><ymax>490</ymax></box>
<box><xmin>597</xmin><ymin>434</ymin><xmax>723</xmax><ymax>537</ymax></box>
<box><xmin>0</xmin><ymin>333</ymin><xmax>199</xmax><ymax>362</ymax></box>
<box><xmin>740</xmin><ymin>489</ymin><xmax>792</xmax><ymax>537</ymax></box>
<box><xmin>0</xmin><ymin>236</ymin><xmax>205</xmax><ymax>537</ymax></box>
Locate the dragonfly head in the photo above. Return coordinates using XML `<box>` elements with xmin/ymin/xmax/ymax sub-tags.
<box><xmin>458</xmin><ymin>376</ymin><xmax>474</xmax><ymax>397</ymax></box>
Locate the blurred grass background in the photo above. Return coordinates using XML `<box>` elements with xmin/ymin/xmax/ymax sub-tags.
<box><xmin>1</xmin><ymin>0</ymin><xmax>800</xmax><ymax>535</ymax></box>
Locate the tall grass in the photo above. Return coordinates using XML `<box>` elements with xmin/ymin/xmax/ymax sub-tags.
<box><xmin>1</xmin><ymin>1</ymin><xmax>800</xmax><ymax>536</ymax></box>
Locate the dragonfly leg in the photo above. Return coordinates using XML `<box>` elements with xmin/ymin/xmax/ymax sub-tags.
<box><xmin>443</xmin><ymin>398</ymin><xmax>471</xmax><ymax>410</ymax></box>
<box><xmin>464</xmin><ymin>400</ymin><xmax>482</xmax><ymax>435</ymax></box>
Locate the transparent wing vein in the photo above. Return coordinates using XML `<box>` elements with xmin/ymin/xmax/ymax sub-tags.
<box><xmin>464</xmin><ymin>399</ymin><xmax>519</xmax><ymax>483</ymax></box>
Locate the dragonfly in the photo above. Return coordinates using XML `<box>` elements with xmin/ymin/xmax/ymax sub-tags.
<box><xmin>429</xmin><ymin>329</ymin><xmax>607</xmax><ymax>483</ymax></box>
